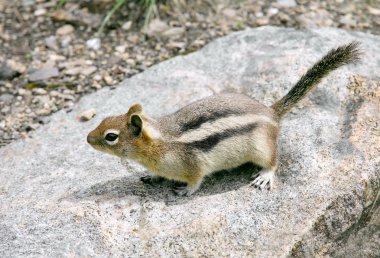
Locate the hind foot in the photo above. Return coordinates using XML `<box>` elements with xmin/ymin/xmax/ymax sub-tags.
<box><xmin>250</xmin><ymin>169</ymin><xmax>275</xmax><ymax>190</ymax></box>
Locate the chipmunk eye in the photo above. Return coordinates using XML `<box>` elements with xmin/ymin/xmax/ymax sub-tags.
<box><xmin>105</xmin><ymin>133</ymin><xmax>118</xmax><ymax>142</ymax></box>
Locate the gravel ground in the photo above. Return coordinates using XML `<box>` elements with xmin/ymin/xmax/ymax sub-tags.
<box><xmin>0</xmin><ymin>0</ymin><xmax>380</xmax><ymax>147</ymax></box>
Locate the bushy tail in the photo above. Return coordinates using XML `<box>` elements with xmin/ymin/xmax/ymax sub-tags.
<box><xmin>271</xmin><ymin>41</ymin><xmax>361</xmax><ymax>117</ymax></box>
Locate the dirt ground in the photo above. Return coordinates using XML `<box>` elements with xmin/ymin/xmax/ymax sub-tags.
<box><xmin>0</xmin><ymin>0</ymin><xmax>380</xmax><ymax>147</ymax></box>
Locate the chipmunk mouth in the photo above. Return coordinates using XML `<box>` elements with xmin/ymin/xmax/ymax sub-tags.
<box><xmin>89</xmin><ymin>143</ymin><xmax>121</xmax><ymax>157</ymax></box>
<box><xmin>88</xmin><ymin>142</ymin><xmax>102</xmax><ymax>151</ymax></box>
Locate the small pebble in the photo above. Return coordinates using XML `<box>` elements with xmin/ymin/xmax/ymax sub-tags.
<box><xmin>368</xmin><ymin>7</ymin><xmax>380</xmax><ymax>16</ymax></box>
<box><xmin>256</xmin><ymin>18</ymin><xmax>269</xmax><ymax>26</ymax></box>
<box><xmin>18</xmin><ymin>89</ymin><xmax>28</xmax><ymax>96</ymax></box>
<box><xmin>29</xmin><ymin>67</ymin><xmax>59</xmax><ymax>81</ymax></box>
<box><xmin>7</xmin><ymin>60</ymin><xmax>26</xmax><ymax>73</ymax></box>
<box><xmin>162</xmin><ymin>27</ymin><xmax>186</xmax><ymax>39</ymax></box>
<box><xmin>122</xmin><ymin>21</ymin><xmax>132</xmax><ymax>30</ymax></box>
<box><xmin>34</xmin><ymin>9</ymin><xmax>47</xmax><ymax>16</ymax></box>
<box><xmin>56</xmin><ymin>25</ymin><xmax>75</xmax><ymax>36</ymax></box>
<box><xmin>268</xmin><ymin>8</ymin><xmax>279</xmax><ymax>16</ymax></box>
<box><xmin>86</xmin><ymin>38</ymin><xmax>101</xmax><ymax>50</ymax></box>
<box><xmin>93</xmin><ymin>74</ymin><xmax>102</xmax><ymax>81</ymax></box>
<box><xmin>0</xmin><ymin>94</ymin><xmax>13</xmax><ymax>102</ymax></box>
<box><xmin>103</xmin><ymin>75</ymin><xmax>114</xmax><ymax>85</ymax></box>
<box><xmin>79</xmin><ymin>108</ymin><xmax>96</xmax><ymax>122</ymax></box>
<box><xmin>65</xmin><ymin>67</ymin><xmax>82</xmax><ymax>75</ymax></box>
<box><xmin>276</xmin><ymin>0</ymin><xmax>297</xmax><ymax>8</ymax></box>
<box><xmin>115</xmin><ymin>45</ymin><xmax>126</xmax><ymax>53</ymax></box>
<box><xmin>126</xmin><ymin>59</ymin><xmax>136</xmax><ymax>67</ymax></box>
<box><xmin>50</xmin><ymin>91</ymin><xmax>60</xmax><ymax>97</ymax></box>
<box><xmin>81</xmin><ymin>66</ymin><xmax>97</xmax><ymax>76</ymax></box>
<box><xmin>34</xmin><ymin>88</ymin><xmax>47</xmax><ymax>95</ymax></box>
<box><xmin>222</xmin><ymin>8</ymin><xmax>237</xmax><ymax>18</ymax></box>
<box><xmin>45</xmin><ymin>36</ymin><xmax>58</xmax><ymax>51</ymax></box>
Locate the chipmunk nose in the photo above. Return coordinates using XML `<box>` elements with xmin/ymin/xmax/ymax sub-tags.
<box><xmin>87</xmin><ymin>134</ymin><xmax>96</xmax><ymax>144</ymax></box>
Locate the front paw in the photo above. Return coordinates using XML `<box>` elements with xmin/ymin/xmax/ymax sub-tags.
<box><xmin>173</xmin><ymin>184</ymin><xmax>197</xmax><ymax>196</ymax></box>
<box><xmin>140</xmin><ymin>175</ymin><xmax>153</xmax><ymax>184</ymax></box>
<box><xmin>173</xmin><ymin>186</ymin><xmax>190</xmax><ymax>196</ymax></box>
<box><xmin>140</xmin><ymin>175</ymin><xmax>163</xmax><ymax>185</ymax></box>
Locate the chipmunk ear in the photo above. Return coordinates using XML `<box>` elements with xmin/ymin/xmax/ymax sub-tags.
<box><xmin>130</xmin><ymin>114</ymin><xmax>143</xmax><ymax>136</ymax></box>
<box><xmin>126</xmin><ymin>104</ymin><xmax>142</xmax><ymax>116</ymax></box>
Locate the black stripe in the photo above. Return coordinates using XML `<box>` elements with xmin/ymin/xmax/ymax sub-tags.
<box><xmin>180</xmin><ymin>110</ymin><xmax>243</xmax><ymax>132</ymax></box>
<box><xmin>185</xmin><ymin>122</ymin><xmax>258</xmax><ymax>152</ymax></box>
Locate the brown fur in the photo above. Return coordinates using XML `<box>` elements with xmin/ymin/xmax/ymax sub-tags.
<box><xmin>262</xmin><ymin>123</ymin><xmax>279</xmax><ymax>169</ymax></box>
<box><xmin>131</xmin><ymin>135</ymin><xmax>161</xmax><ymax>172</ymax></box>
<box><xmin>126</xmin><ymin>103</ymin><xmax>142</xmax><ymax>116</ymax></box>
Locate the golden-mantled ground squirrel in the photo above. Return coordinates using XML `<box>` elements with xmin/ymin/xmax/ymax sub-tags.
<box><xmin>87</xmin><ymin>42</ymin><xmax>360</xmax><ymax>196</ymax></box>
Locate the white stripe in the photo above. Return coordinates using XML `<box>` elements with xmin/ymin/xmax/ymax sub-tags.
<box><xmin>196</xmin><ymin>128</ymin><xmax>273</xmax><ymax>174</ymax></box>
<box><xmin>144</xmin><ymin>118</ymin><xmax>162</xmax><ymax>140</ymax></box>
<box><xmin>177</xmin><ymin>114</ymin><xmax>277</xmax><ymax>143</ymax></box>
<box><xmin>144</xmin><ymin>125</ymin><xmax>162</xmax><ymax>139</ymax></box>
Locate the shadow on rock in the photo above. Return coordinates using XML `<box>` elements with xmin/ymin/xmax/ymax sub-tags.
<box><xmin>67</xmin><ymin>163</ymin><xmax>260</xmax><ymax>205</ymax></box>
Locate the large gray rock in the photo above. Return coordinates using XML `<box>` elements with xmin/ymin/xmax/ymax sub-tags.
<box><xmin>0</xmin><ymin>27</ymin><xmax>379</xmax><ymax>257</ymax></box>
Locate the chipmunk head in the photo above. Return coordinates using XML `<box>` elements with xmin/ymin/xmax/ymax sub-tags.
<box><xmin>87</xmin><ymin>104</ymin><xmax>158</xmax><ymax>159</ymax></box>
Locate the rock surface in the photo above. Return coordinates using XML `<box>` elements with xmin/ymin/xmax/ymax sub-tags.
<box><xmin>0</xmin><ymin>27</ymin><xmax>379</xmax><ymax>257</ymax></box>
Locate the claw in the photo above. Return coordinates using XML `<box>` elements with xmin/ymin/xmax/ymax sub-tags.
<box><xmin>173</xmin><ymin>188</ymin><xmax>189</xmax><ymax>196</ymax></box>
<box><xmin>140</xmin><ymin>175</ymin><xmax>153</xmax><ymax>184</ymax></box>
<box><xmin>250</xmin><ymin>169</ymin><xmax>275</xmax><ymax>191</ymax></box>
<box><xmin>173</xmin><ymin>185</ymin><xmax>186</xmax><ymax>190</ymax></box>
<box><xmin>251</xmin><ymin>173</ymin><xmax>260</xmax><ymax>180</ymax></box>
<box><xmin>173</xmin><ymin>183</ymin><xmax>200</xmax><ymax>196</ymax></box>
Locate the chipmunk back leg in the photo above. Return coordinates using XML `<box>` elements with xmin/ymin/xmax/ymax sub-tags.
<box><xmin>173</xmin><ymin>173</ymin><xmax>204</xmax><ymax>196</ymax></box>
<box><xmin>249</xmin><ymin>123</ymin><xmax>279</xmax><ymax>190</ymax></box>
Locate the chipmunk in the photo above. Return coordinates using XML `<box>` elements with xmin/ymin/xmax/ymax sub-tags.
<box><xmin>87</xmin><ymin>42</ymin><xmax>360</xmax><ymax>196</ymax></box>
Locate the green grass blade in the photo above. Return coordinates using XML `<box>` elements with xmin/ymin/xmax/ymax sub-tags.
<box><xmin>57</xmin><ymin>0</ymin><xmax>68</xmax><ymax>9</ymax></box>
<box><xmin>143</xmin><ymin>0</ymin><xmax>156</xmax><ymax>31</ymax></box>
<box><xmin>96</xmin><ymin>0</ymin><xmax>127</xmax><ymax>37</ymax></box>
